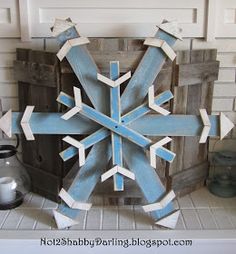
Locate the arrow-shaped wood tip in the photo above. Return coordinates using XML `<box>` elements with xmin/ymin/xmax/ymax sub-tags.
<box><xmin>101</xmin><ymin>165</ymin><xmax>135</xmax><ymax>182</ymax></box>
<box><xmin>220</xmin><ymin>112</ymin><xmax>234</xmax><ymax>140</ymax></box>
<box><xmin>155</xmin><ymin>210</ymin><xmax>180</xmax><ymax>229</ymax></box>
<box><xmin>0</xmin><ymin>109</ymin><xmax>12</xmax><ymax>138</ymax></box>
<box><xmin>53</xmin><ymin>210</ymin><xmax>79</xmax><ymax>229</ymax></box>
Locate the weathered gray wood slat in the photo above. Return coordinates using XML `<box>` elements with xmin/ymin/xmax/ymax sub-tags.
<box><xmin>17</xmin><ymin>48</ymin><xmax>66</xmax><ymax>202</ymax></box>
<box><xmin>168</xmin><ymin>50</ymin><xmax>189</xmax><ymax>176</ymax></box>
<box><xmin>168</xmin><ymin>49</ymin><xmax>217</xmax><ymax>195</ymax></box>
<box><xmin>14</xmin><ymin>60</ymin><xmax>58</xmax><ymax>87</ymax></box>
<box><xmin>14</xmin><ymin>48</ymin><xmax>59</xmax><ymax>88</ymax></box>
<box><xmin>172</xmin><ymin>162</ymin><xmax>209</xmax><ymax>194</ymax></box>
<box><xmin>176</xmin><ymin>61</ymin><xmax>219</xmax><ymax>86</ymax></box>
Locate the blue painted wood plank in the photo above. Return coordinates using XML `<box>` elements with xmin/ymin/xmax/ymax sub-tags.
<box><xmin>129</xmin><ymin>115</ymin><xmax>219</xmax><ymax>137</ymax></box>
<box><xmin>121</xmin><ymin>29</ymin><xmax>178</xmax><ymax>114</ymax></box>
<box><xmin>60</xmin><ymin>129</ymin><xmax>109</xmax><ymax>161</ymax></box>
<box><xmin>120</xmin><ymin>24</ymin><xmax>178</xmax><ymax>223</ymax></box>
<box><xmin>110</xmin><ymin>61</ymin><xmax>124</xmax><ymax>191</ymax></box>
<box><xmin>122</xmin><ymin>90</ymin><xmax>173</xmax><ymax>124</ymax></box>
<box><xmin>56</xmin><ymin>26</ymin><xmax>109</xmax><ymax>115</ymax></box>
<box><xmin>12</xmin><ymin>112</ymin><xmax>99</xmax><ymax>134</ymax></box>
<box><xmin>123</xmin><ymin>140</ymin><xmax>174</xmax><ymax>220</ymax></box>
<box><xmin>54</xmin><ymin>22</ymin><xmax>111</xmax><ymax>224</ymax></box>
<box><xmin>11</xmin><ymin>112</ymin><xmax>219</xmax><ymax>137</ymax></box>
<box><xmin>155</xmin><ymin>147</ymin><xmax>175</xmax><ymax>162</ymax></box>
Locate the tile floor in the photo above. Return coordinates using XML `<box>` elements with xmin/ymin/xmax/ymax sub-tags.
<box><xmin>0</xmin><ymin>187</ymin><xmax>236</xmax><ymax>230</ymax></box>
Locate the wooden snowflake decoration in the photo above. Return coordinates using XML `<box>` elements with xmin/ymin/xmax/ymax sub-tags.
<box><xmin>0</xmin><ymin>18</ymin><xmax>234</xmax><ymax>229</ymax></box>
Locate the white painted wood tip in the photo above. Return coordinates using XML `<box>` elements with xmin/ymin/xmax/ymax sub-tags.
<box><xmin>97</xmin><ymin>71</ymin><xmax>131</xmax><ymax>88</ymax></box>
<box><xmin>57</xmin><ymin>37</ymin><xmax>90</xmax><ymax>61</ymax></box>
<box><xmin>62</xmin><ymin>136</ymin><xmax>85</xmax><ymax>166</ymax></box>
<box><xmin>101</xmin><ymin>165</ymin><xmax>135</xmax><ymax>182</ymax></box>
<box><xmin>199</xmin><ymin>109</ymin><xmax>211</xmax><ymax>143</ymax></box>
<box><xmin>21</xmin><ymin>106</ymin><xmax>35</xmax><ymax>140</ymax></box>
<box><xmin>148</xmin><ymin>85</ymin><xmax>171</xmax><ymax>115</ymax></box>
<box><xmin>143</xmin><ymin>190</ymin><xmax>176</xmax><ymax>212</ymax></box>
<box><xmin>155</xmin><ymin>210</ymin><xmax>180</xmax><ymax>229</ymax></box>
<box><xmin>0</xmin><ymin>109</ymin><xmax>12</xmax><ymax>138</ymax></box>
<box><xmin>51</xmin><ymin>18</ymin><xmax>76</xmax><ymax>37</ymax></box>
<box><xmin>144</xmin><ymin>38</ymin><xmax>176</xmax><ymax>61</ymax></box>
<box><xmin>220</xmin><ymin>112</ymin><xmax>234</xmax><ymax>140</ymax></box>
<box><xmin>59</xmin><ymin>188</ymin><xmax>92</xmax><ymax>211</ymax></box>
<box><xmin>157</xmin><ymin>20</ymin><xmax>183</xmax><ymax>40</ymax></box>
<box><xmin>53</xmin><ymin>210</ymin><xmax>79</xmax><ymax>229</ymax></box>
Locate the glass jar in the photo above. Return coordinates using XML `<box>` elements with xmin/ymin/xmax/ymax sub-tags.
<box><xmin>0</xmin><ymin>144</ymin><xmax>31</xmax><ymax>209</ymax></box>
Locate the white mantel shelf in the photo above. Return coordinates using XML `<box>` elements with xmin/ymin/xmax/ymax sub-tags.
<box><xmin>0</xmin><ymin>187</ymin><xmax>236</xmax><ymax>253</ymax></box>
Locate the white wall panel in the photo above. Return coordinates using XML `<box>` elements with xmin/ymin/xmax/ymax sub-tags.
<box><xmin>28</xmin><ymin>0</ymin><xmax>206</xmax><ymax>37</ymax></box>
<box><xmin>216</xmin><ymin>0</ymin><xmax>236</xmax><ymax>38</ymax></box>
<box><xmin>0</xmin><ymin>0</ymin><xmax>20</xmax><ymax>37</ymax></box>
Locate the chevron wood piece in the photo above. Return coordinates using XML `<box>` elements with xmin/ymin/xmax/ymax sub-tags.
<box><xmin>61</xmin><ymin>87</ymin><xmax>82</xmax><ymax>120</ymax></box>
<box><xmin>150</xmin><ymin>137</ymin><xmax>175</xmax><ymax>167</ymax></box>
<box><xmin>57</xmin><ymin>37</ymin><xmax>90</xmax><ymax>61</ymax></box>
<box><xmin>148</xmin><ymin>85</ymin><xmax>171</xmax><ymax>115</ymax></box>
<box><xmin>97</xmin><ymin>71</ymin><xmax>131</xmax><ymax>88</ymax></box>
<box><xmin>62</xmin><ymin>136</ymin><xmax>85</xmax><ymax>166</ymax></box>
<box><xmin>0</xmin><ymin>109</ymin><xmax>12</xmax><ymax>138</ymax></box>
<box><xmin>101</xmin><ymin>165</ymin><xmax>135</xmax><ymax>182</ymax></box>
<box><xmin>20</xmin><ymin>106</ymin><xmax>35</xmax><ymax>140</ymax></box>
<box><xmin>142</xmin><ymin>190</ymin><xmax>176</xmax><ymax>212</ymax></box>
<box><xmin>59</xmin><ymin>188</ymin><xmax>92</xmax><ymax>210</ymax></box>
<box><xmin>155</xmin><ymin>210</ymin><xmax>180</xmax><ymax>229</ymax></box>
<box><xmin>144</xmin><ymin>38</ymin><xmax>176</xmax><ymax>61</ymax></box>
<box><xmin>199</xmin><ymin>109</ymin><xmax>211</xmax><ymax>143</ymax></box>
<box><xmin>220</xmin><ymin>112</ymin><xmax>234</xmax><ymax>140</ymax></box>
